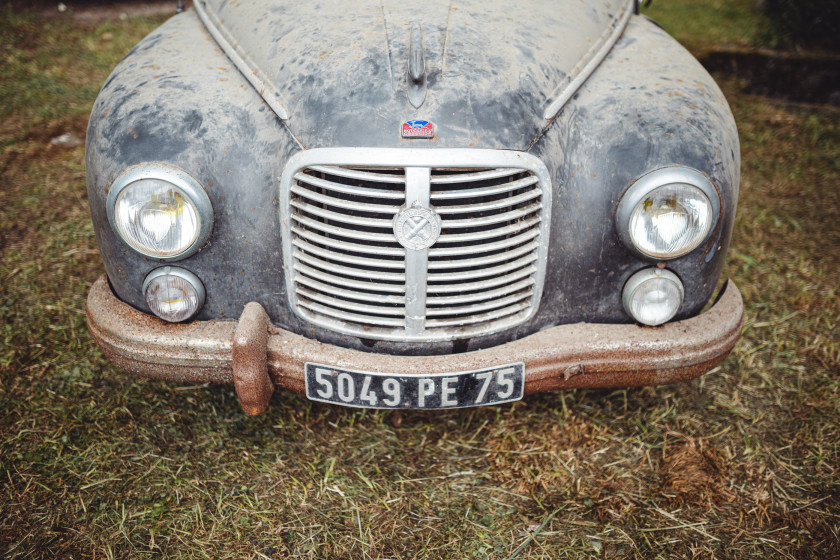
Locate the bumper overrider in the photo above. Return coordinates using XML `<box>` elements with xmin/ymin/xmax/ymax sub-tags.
<box><xmin>86</xmin><ymin>275</ymin><xmax>744</xmax><ymax>415</ymax></box>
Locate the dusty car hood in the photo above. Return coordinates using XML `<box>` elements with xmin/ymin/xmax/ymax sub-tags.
<box><xmin>196</xmin><ymin>0</ymin><xmax>631</xmax><ymax>149</ymax></box>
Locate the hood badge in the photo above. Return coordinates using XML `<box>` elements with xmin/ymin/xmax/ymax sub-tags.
<box><xmin>394</xmin><ymin>201</ymin><xmax>441</xmax><ymax>251</ymax></box>
<box><xmin>401</xmin><ymin>120</ymin><xmax>435</xmax><ymax>139</ymax></box>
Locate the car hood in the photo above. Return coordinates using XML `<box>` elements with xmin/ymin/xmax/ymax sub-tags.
<box><xmin>195</xmin><ymin>0</ymin><xmax>632</xmax><ymax>150</ymax></box>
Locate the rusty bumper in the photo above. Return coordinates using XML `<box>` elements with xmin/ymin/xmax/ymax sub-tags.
<box><xmin>86</xmin><ymin>275</ymin><xmax>744</xmax><ymax>415</ymax></box>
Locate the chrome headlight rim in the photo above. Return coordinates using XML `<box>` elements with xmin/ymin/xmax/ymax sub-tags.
<box><xmin>616</xmin><ymin>166</ymin><xmax>721</xmax><ymax>261</ymax></box>
<box><xmin>106</xmin><ymin>163</ymin><xmax>213</xmax><ymax>261</ymax></box>
<box><xmin>142</xmin><ymin>266</ymin><xmax>206</xmax><ymax>322</ymax></box>
<box><xmin>622</xmin><ymin>267</ymin><xmax>685</xmax><ymax>326</ymax></box>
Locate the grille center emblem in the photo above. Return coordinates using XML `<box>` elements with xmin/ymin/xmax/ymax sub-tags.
<box><xmin>394</xmin><ymin>201</ymin><xmax>441</xmax><ymax>251</ymax></box>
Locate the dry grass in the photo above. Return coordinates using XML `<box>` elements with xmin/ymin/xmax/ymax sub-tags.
<box><xmin>1</xmin><ymin>1</ymin><xmax>839</xmax><ymax>558</ymax></box>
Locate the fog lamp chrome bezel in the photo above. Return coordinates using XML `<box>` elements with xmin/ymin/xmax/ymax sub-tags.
<box><xmin>106</xmin><ymin>163</ymin><xmax>213</xmax><ymax>261</ymax></box>
<box><xmin>616</xmin><ymin>166</ymin><xmax>720</xmax><ymax>261</ymax></box>
<box><xmin>622</xmin><ymin>268</ymin><xmax>685</xmax><ymax>326</ymax></box>
<box><xmin>142</xmin><ymin>266</ymin><xmax>206</xmax><ymax>322</ymax></box>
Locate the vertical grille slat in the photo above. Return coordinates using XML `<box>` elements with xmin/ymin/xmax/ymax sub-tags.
<box><xmin>282</xmin><ymin>150</ymin><xmax>550</xmax><ymax>343</ymax></box>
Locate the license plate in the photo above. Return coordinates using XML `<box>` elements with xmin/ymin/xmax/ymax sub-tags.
<box><xmin>304</xmin><ymin>362</ymin><xmax>525</xmax><ymax>409</ymax></box>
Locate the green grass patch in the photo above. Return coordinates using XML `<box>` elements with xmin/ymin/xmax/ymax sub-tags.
<box><xmin>644</xmin><ymin>0</ymin><xmax>772</xmax><ymax>54</ymax></box>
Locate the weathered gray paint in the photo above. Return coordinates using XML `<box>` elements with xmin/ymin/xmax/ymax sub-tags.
<box><xmin>197</xmin><ymin>0</ymin><xmax>629</xmax><ymax>147</ymax></box>
<box><xmin>86</xmin><ymin>3</ymin><xmax>739</xmax><ymax>356</ymax></box>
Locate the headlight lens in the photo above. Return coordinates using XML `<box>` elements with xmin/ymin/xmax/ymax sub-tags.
<box><xmin>143</xmin><ymin>267</ymin><xmax>205</xmax><ymax>322</ymax></box>
<box><xmin>114</xmin><ymin>179</ymin><xmax>199</xmax><ymax>257</ymax></box>
<box><xmin>622</xmin><ymin>268</ymin><xmax>684</xmax><ymax>326</ymax></box>
<box><xmin>107</xmin><ymin>164</ymin><xmax>213</xmax><ymax>260</ymax></box>
<box><xmin>617</xmin><ymin>167</ymin><xmax>720</xmax><ymax>260</ymax></box>
<box><xmin>628</xmin><ymin>184</ymin><xmax>712</xmax><ymax>258</ymax></box>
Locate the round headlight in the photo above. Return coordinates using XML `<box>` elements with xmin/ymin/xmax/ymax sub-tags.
<box><xmin>622</xmin><ymin>268</ymin><xmax>684</xmax><ymax>326</ymax></box>
<box><xmin>617</xmin><ymin>167</ymin><xmax>719</xmax><ymax>260</ymax></box>
<box><xmin>107</xmin><ymin>164</ymin><xmax>213</xmax><ymax>260</ymax></box>
<box><xmin>143</xmin><ymin>267</ymin><xmax>205</xmax><ymax>322</ymax></box>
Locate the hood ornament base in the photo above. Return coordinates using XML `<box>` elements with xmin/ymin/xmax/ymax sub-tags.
<box><xmin>407</xmin><ymin>22</ymin><xmax>427</xmax><ymax>108</ymax></box>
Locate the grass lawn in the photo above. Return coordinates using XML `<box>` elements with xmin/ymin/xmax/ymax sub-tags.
<box><xmin>1</xmin><ymin>1</ymin><xmax>839</xmax><ymax>558</ymax></box>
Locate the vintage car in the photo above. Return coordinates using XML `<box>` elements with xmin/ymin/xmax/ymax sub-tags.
<box><xmin>85</xmin><ymin>0</ymin><xmax>744</xmax><ymax>415</ymax></box>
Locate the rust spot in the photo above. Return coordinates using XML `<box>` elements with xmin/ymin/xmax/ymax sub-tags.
<box><xmin>232</xmin><ymin>303</ymin><xmax>273</xmax><ymax>416</ymax></box>
<box><xmin>563</xmin><ymin>364</ymin><xmax>584</xmax><ymax>380</ymax></box>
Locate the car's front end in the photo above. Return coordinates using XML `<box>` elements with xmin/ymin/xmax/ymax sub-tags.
<box><xmin>85</xmin><ymin>0</ymin><xmax>743</xmax><ymax>414</ymax></box>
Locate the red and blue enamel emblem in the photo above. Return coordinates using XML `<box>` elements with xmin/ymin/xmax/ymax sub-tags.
<box><xmin>401</xmin><ymin>120</ymin><xmax>435</xmax><ymax>138</ymax></box>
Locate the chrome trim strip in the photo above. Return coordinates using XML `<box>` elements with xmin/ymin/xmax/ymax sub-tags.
<box><xmin>430</xmin><ymin>168</ymin><xmax>522</xmax><ymax>184</ymax></box>
<box><xmin>425</xmin><ymin>302</ymin><xmax>532</xmax><ymax>328</ymax></box>
<box><xmin>295</xmin><ymin>172</ymin><xmax>406</xmax><ymax>199</ymax></box>
<box><xmin>426</xmin><ymin>240</ymin><xmax>539</xmax><ymax>270</ymax></box>
<box><xmin>430</xmin><ymin>175</ymin><xmax>540</xmax><ymax>200</ymax></box>
<box><xmin>428</xmin><ymin>228</ymin><xmax>540</xmax><ymax>257</ymax></box>
<box><xmin>436</xmin><ymin>216</ymin><xmax>541</xmax><ymax>244</ymax></box>
<box><xmin>291</xmin><ymin>213</ymin><xmax>396</xmax><ymax>243</ymax></box>
<box><xmin>291</xmin><ymin>184</ymin><xmax>401</xmax><ymax>213</ymax></box>
<box><xmin>403</xmin><ymin>167</ymin><xmax>431</xmax><ymax>335</ymax></box>
<box><xmin>297</xmin><ymin>299</ymin><xmax>406</xmax><ymax>328</ymax></box>
<box><xmin>427</xmin><ymin>254</ymin><xmax>538</xmax><ymax>282</ymax></box>
<box><xmin>427</xmin><ymin>265</ymin><xmax>538</xmax><ymax>294</ymax></box>
<box><xmin>291</xmin><ymin>238</ymin><xmax>406</xmax><ymax>270</ymax></box>
<box><xmin>434</xmin><ymin>189</ymin><xmax>541</xmax><ymax>214</ymax></box>
<box><xmin>293</xmin><ymin>249</ymin><xmax>406</xmax><ymax>282</ymax></box>
<box><xmin>296</xmin><ymin>287</ymin><xmax>406</xmax><ymax>316</ymax></box>
<box><xmin>543</xmin><ymin>0</ymin><xmax>635</xmax><ymax>120</ymax></box>
<box><xmin>425</xmin><ymin>290</ymin><xmax>534</xmax><ymax>317</ymax></box>
<box><xmin>290</xmin><ymin>226</ymin><xmax>406</xmax><ymax>257</ymax></box>
<box><xmin>427</xmin><ymin>278</ymin><xmax>535</xmax><ymax>305</ymax></box>
<box><xmin>292</xmin><ymin>262</ymin><xmax>405</xmax><ymax>294</ymax></box>
<box><xmin>193</xmin><ymin>0</ymin><xmax>290</xmax><ymax>120</ymax></box>
<box><xmin>308</xmin><ymin>166</ymin><xmax>406</xmax><ymax>184</ymax></box>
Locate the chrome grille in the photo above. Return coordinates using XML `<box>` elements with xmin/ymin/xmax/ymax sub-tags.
<box><xmin>290</xmin><ymin>167</ymin><xmax>407</xmax><ymax>328</ymax></box>
<box><xmin>281</xmin><ymin>149</ymin><xmax>552</xmax><ymax>343</ymax></box>
<box><xmin>426</xmin><ymin>169</ymin><xmax>541</xmax><ymax>329</ymax></box>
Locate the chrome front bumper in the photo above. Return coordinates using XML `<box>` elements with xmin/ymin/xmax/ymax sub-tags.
<box><xmin>86</xmin><ymin>275</ymin><xmax>744</xmax><ymax>415</ymax></box>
